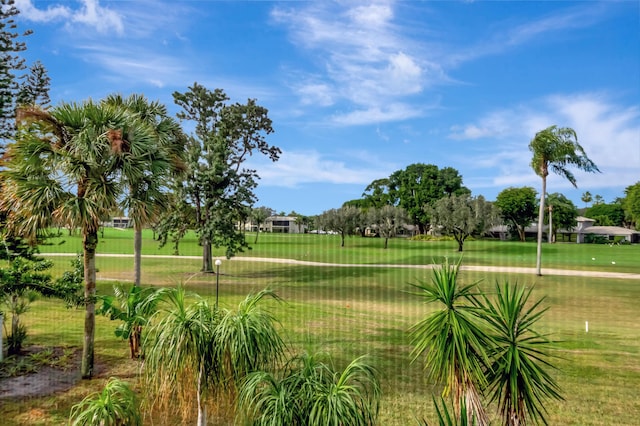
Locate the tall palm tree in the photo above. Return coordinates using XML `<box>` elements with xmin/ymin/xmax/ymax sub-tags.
<box><xmin>529</xmin><ymin>126</ymin><xmax>599</xmax><ymax>276</ymax></box>
<box><xmin>479</xmin><ymin>282</ymin><xmax>562</xmax><ymax>425</ymax></box>
<box><xmin>1</xmin><ymin>100</ymin><xmax>156</xmax><ymax>378</ymax></box>
<box><xmin>409</xmin><ymin>258</ymin><xmax>491</xmax><ymax>425</ymax></box>
<box><xmin>103</xmin><ymin>94</ymin><xmax>186</xmax><ymax>286</ymax></box>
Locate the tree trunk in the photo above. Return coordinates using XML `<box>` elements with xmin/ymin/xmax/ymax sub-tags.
<box><xmin>384</xmin><ymin>237</ymin><xmax>389</xmax><ymax>249</ymax></box>
<box><xmin>516</xmin><ymin>225</ymin><xmax>526</xmax><ymax>242</ymax></box>
<box><xmin>81</xmin><ymin>228</ymin><xmax>98</xmax><ymax>379</ymax></box>
<box><xmin>197</xmin><ymin>361</ymin><xmax>207</xmax><ymax>426</ymax></box>
<box><xmin>9</xmin><ymin>295</ymin><xmax>20</xmax><ymax>355</ymax></box>
<box><xmin>340</xmin><ymin>232</ymin><xmax>345</xmax><ymax>247</ymax></box>
<box><xmin>254</xmin><ymin>229</ymin><xmax>259</xmax><ymax>244</ymax></box>
<box><xmin>457</xmin><ymin>238</ymin><xmax>464</xmax><ymax>252</ymax></box>
<box><xmin>535</xmin><ymin>177</ymin><xmax>547</xmax><ymax>276</ymax></box>
<box><xmin>134</xmin><ymin>224</ymin><xmax>142</xmax><ymax>286</ymax></box>
<box><xmin>202</xmin><ymin>238</ymin><xmax>213</xmax><ymax>272</ymax></box>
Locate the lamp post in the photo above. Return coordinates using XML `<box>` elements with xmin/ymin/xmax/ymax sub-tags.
<box><xmin>215</xmin><ymin>259</ymin><xmax>222</xmax><ymax>309</ymax></box>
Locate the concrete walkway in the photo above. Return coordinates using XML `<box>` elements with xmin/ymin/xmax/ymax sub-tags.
<box><xmin>41</xmin><ymin>253</ymin><xmax>640</xmax><ymax>280</ymax></box>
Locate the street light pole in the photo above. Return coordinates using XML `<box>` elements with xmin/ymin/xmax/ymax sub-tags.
<box><xmin>215</xmin><ymin>259</ymin><xmax>222</xmax><ymax>309</ymax></box>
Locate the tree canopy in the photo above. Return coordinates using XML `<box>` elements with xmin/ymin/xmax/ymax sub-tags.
<box><xmin>429</xmin><ymin>194</ymin><xmax>498</xmax><ymax>252</ymax></box>
<box><xmin>545</xmin><ymin>192</ymin><xmax>578</xmax><ymax>241</ymax></box>
<box><xmin>165</xmin><ymin>83</ymin><xmax>280</xmax><ymax>270</ymax></box>
<box><xmin>622</xmin><ymin>182</ymin><xmax>640</xmax><ymax>229</ymax></box>
<box><xmin>494</xmin><ymin>187</ymin><xmax>538</xmax><ymax>242</ymax></box>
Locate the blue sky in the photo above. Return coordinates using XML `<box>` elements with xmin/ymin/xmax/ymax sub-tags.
<box><xmin>14</xmin><ymin>0</ymin><xmax>640</xmax><ymax>216</ymax></box>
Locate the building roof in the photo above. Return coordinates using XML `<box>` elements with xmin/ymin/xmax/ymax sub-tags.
<box><xmin>580</xmin><ymin>226</ymin><xmax>640</xmax><ymax>236</ymax></box>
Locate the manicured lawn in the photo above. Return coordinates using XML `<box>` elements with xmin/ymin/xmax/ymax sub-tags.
<box><xmin>39</xmin><ymin>228</ymin><xmax>640</xmax><ymax>274</ymax></box>
<box><xmin>2</xmin><ymin>231</ymin><xmax>639</xmax><ymax>424</ymax></box>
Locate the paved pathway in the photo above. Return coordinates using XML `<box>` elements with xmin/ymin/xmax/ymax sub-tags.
<box><xmin>42</xmin><ymin>253</ymin><xmax>640</xmax><ymax>280</ymax></box>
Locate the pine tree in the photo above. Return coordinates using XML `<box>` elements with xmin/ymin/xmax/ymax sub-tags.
<box><xmin>17</xmin><ymin>60</ymin><xmax>51</xmax><ymax>107</ymax></box>
<box><xmin>0</xmin><ymin>0</ymin><xmax>31</xmax><ymax>154</ymax></box>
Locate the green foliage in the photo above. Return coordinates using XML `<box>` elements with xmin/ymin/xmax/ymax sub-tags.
<box><xmin>585</xmin><ymin>203</ymin><xmax>625</xmax><ymax>227</ymax></box>
<box><xmin>480</xmin><ymin>282</ymin><xmax>562</xmax><ymax>425</ymax></box>
<box><xmin>545</xmin><ymin>193</ymin><xmax>578</xmax><ymax>238</ymax></box>
<box><xmin>388</xmin><ymin>164</ymin><xmax>470</xmax><ymax>233</ymax></box>
<box><xmin>144</xmin><ymin>287</ymin><xmax>285</xmax><ymax>422</ymax></box>
<box><xmin>319</xmin><ymin>206</ymin><xmax>364</xmax><ymax>247</ymax></box>
<box><xmin>429</xmin><ymin>195</ymin><xmax>498</xmax><ymax>252</ymax></box>
<box><xmin>69</xmin><ymin>377</ymin><xmax>141</xmax><ymax>426</ymax></box>
<box><xmin>168</xmin><ymin>83</ymin><xmax>280</xmax><ymax>270</ymax></box>
<box><xmin>622</xmin><ymin>182</ymin><xmax>640</xmax><ymax>229</ymax></box>
<box><xmin>495</xmin><ymin>187</ymin><xmax>538</xmax><ymax>242</ymax></box>
<box><xmin>98</xmin><ymin>285</ymin><xmax>166</xmax><ymax>358</ymax></box>
<box><xmin>409</xmin><ymin>258</ymin><xmax>490</xmax><ymax>424</ymax></box>
<box><xmin>238</xmin><ymin>352</ymin><xmax>381</xmax><ymax>426</ymax></box>
<box><xmin>367</xmin><ymin>205</ymin><xmax>409</xmax><ymax>249</ymax></box>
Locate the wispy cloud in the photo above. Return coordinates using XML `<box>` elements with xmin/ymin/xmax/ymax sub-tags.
<box><xmin>446</xmin><ymin>3</ymin><xmax>609</xmax><ymax>66</ymax></box>
<box><xmin>251</xmin><ymin>149</ymin><xmax>396</xmax><ymax>187</ymax></box>
<box><xmin>271</xmin><ymin>1</ymin><xmax>438</xmax><ymax>125</ymax></box>
<box><xmin>450</xmin><ymin>92</ymin><xmax>640</xmax><ymax>191</ymax></box>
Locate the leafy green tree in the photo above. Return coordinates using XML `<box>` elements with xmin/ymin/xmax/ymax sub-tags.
<box><xmin>362</xmin><ymin>178</ymin><xmax>393</xmax><ymax>208</ymax></box>
<box><xmin>622</xmin><ymin>182</ymin><xmax>640</xmax><ymax>229</ymax></box>
<box><xmin>580</xmin><ymin>191</ymin><xmax>592</xmax><ymax>208</ymax></box>
<box><xmin>429</xmin><ymin>194</ymin><xmax>498</xmax><ymax>252</ymax></box>
<box><xmin>387</xmin><ymin>164</ymin><xmax>470</xmax><ymax>234</ymax></box>
<box><xmin>169</xmin><ymin>83</ymin><xmax>280</xmax><ymax>271</ymax></box>
<box><xmin>529</xmin><ymin>126</ymin><xmax>599</xmax><ymax>276</ymax></box>
<box><xmin>409</xmin><ymin>259</ymin><xmax>490</xmax><ymax>425</ymax></box>
<box><xmin>584</xmin><ymin>202</ymin><xmax>624</xmax><ymax>227</ymax></box>
<box><xmin>367</xmin><ymin>205</ymin><xmax>409</xmax><ymax>249</ymax></box>
<box><xmin>545</xmin><ymin>193</ymin><xmax>578</xmax><ymax>242</ymax></box>
<box><xmin>2</xmin><ymin>100</ymin><xmax>157</xmax><ymax>378</ymax></box>
<box><xmin>251</xmin><ymin>206</ymin><xmax>274</xmax><ymax>243</ymax></box>
<box><xmin>69</xmin><ymin>377</ymin><xmax>141</xmax><ymax>426</ymax></box>
<box><xmin>103</xmin><ymin>94</ymin><xmax>186</xmax><ymax>286</ymax></box>
<box><xmin>494</xmin><ymin>187</ymin><xmax>538</xmax><ymax>242</ymax></box>
<box><xmin>479</xmin><ymin>282</ymin><xmax>562</xmax><ymax>425</ymax></box>
<box><xmin>0</xmin><ymin>257</ymin><xmax>83</xmax><ymax>354</ymax></box>
<box><xmin>98</xmin><ymin>285</ymin><xmax>167</xmax><ymax>359</ymax></box>
<box><xmin>318</xmin><ymin>206</ymin><xmax>362</xmax><ymax>247</ymax></box>
<box><xmin>593</xmin><ymin>194</ymin><xmax>605</xmax><ymax>205</ymax></box>
<box><xmin>238</xmin><ymin>352</ymin><xmax>381</xmax><ymax>426</ymax></box>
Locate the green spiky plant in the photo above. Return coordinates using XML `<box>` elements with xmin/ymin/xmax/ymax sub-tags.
<box><xmin>68</xmin><ymin>377</ymin><xmax>141</xmax><ymax>426</ymax></box>
<box><xmin>237</xmin><ymin>351</ymin><xmax>381</xmax><ymax>426</ymax></box>
<box><xmin>143</xmin><ymin>287</ymin><xmax>285</xmax><ymax>425</ymax></box>
<box><xmin>479</xmin><ymin>282</ymin><xmax>562</xmax><ymax>425</ymax></box>
<box><xmin>409</xmin><ymin>258</ymin><xmax>491</xmax><ymax>425</ymax></box>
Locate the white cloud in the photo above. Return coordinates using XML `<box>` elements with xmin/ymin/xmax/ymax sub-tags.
<box><xmin>271</xmin><ymin>1</ymin><xmax>436</xmax><ymax>123</ymax></box>
<box><xmin>450</xmin><ymin>93</ymin><xmax>640</xmax><ymax>192</ymax></box>
<box><xmin>251</xmin><ymin>150</ymin><xmax>395</xmax><ymax>187</ymax></box>
<box><xmin>331</xmin><ymin>103</ymin><xmax>423</xmax><ymax>126</ymax></box>
<box><xmin>15</xmin><ymin>0</ymin><xmax>70</xmax><ymax>21</ymax></box>
<box><xmin>16</xmin><ymin>0</ymin><xmax>124</xmax><ymax>34</ymax></box>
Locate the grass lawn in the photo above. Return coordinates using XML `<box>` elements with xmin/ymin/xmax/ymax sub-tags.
<box><xmin>1</xmin><ymin>230</ymin><xmax>639</xmax><ymax>425</ymax></box>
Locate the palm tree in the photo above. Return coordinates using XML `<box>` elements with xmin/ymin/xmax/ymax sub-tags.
<box><xmin>409</xmin><ymin>258</ymin><xmax>490</xmax><ymax>425</ymax></box>
<box><xmin>529</xmin><ymin>126</ymin><xmax>599</xmax><ymax>276</ymax></box>
<box><xmin>103</xmin><ymin>94</ymin><xmax>186</xmax><ymax>286</ymax></box>
<box><xmin>97</xmin><ymin>284</ymin><xmax>167</xmax><ymax>358</ymax></box>
<box><xmin>479</xmin><ymin>282</ymin><xmax>562</xmax><ymax>425</ymax></box>
<box><xmin>2</xmin><ymin>100</ymin><xmax>156</xmax><ymax>378</ymax></box>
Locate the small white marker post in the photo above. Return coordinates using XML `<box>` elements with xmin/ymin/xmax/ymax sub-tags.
<box><xmin>585</xmin><ymin>321</ymin><xmax>589</xmax><ymax>333</ymax></box>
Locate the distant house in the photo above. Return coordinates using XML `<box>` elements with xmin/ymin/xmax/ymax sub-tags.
<box><xmin>243</xmin><ymin>216</ymin><xmax>307</xmax><ymax>234</ymax></box>
<box><xmin>103</xmin><ymin>217</ymin><xmax>132</xmax><ymax>228</ymax></box>
<box><xmin>490</xmin><ymin>217</ymin><xmax>639</xmax><ymax>243</ymax></box>
<box><xmin>574</xmin><ymin>216</ymin><xmax>640</xmax><ymax>243</ymax></box>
